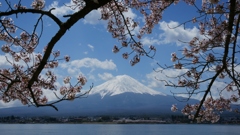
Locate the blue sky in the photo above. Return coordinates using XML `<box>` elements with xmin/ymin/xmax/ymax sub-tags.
<box><xmin>1</xmin><ymin>0</ymin><xmax>236</xmax><ymax>107</ymax></box>
<box><xmin>38</xmin><ymin>1</ymin><xmax>197</xmax><ymax>90</ymax></box>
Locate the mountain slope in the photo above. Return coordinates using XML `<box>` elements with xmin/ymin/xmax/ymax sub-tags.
<box><xmin>0</xmin><ymin>75</ymin><xmax>199</xmax><ymax>117</ymax></box>
<box><xmin>0</xmin><ymin>93</ymin><xmax>189</xmax><ymax>117</ymax></box>
<box><xmin>90</xmin><ymin>75</ymin><xmax>165</xmax><ymax>98</ymax></box>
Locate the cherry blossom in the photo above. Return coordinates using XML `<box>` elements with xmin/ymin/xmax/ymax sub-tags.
<box><xmin>64</xmin><ymin>55</ymin><xmax>70</xmax><ymax>62</ymax></box>
<box><xmin>63</xmin><ymin>77</ymin><xmax>71</xmax><ymax>84</ymax></box>
<box><xmin>171</xmin><ymin>52</ymin><xmax>178</xmax><ymax>62</ymax></box>
<box><xmin>31</xmin><ymin>0</ymin><xmax>45</xmax><ymax>10</ymax></box>
<box><xmin>77</xmin><ymin>75</ymin><xmax>87</xmax><ymax>85</ymax></box>
<box><xmin>171</xmin><ymin>104</ymin><xmax>178</xmax><ymax>112</ymax></box>
<box><xmin>0</xmin><ymin>0</ymin><xmax>239</xmax><ymax>123</ymax></box>
<box><xmin>122</xmin><ymin>53</ymin><xmax>129</xmax><ymax>59</ymax></box>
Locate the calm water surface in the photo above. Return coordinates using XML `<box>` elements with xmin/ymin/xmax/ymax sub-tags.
<box><xmin>0</xmin><ymin>124</ymin><xmax>239</xmax><ymax>135</ymax></box>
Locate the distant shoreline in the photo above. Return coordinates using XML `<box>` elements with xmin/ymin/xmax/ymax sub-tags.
<box><xmin>1</xmin><ymin>122</ymin><xmax>240</xmax><ymax>125</ymax></box>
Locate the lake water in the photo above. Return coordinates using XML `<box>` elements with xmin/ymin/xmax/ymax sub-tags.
<box><xmin>0</xmin><ymin>124</ymin><xmax>239</xmax><ymax>135</ymax></box>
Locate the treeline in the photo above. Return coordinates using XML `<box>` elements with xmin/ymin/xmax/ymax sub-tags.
<box><xmin>1</xmin><ymin>114</ymin><xmax>240</xmax><ymax>124</ymax></box>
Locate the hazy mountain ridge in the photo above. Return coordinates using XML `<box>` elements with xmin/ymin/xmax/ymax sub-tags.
<box><xmin>0</xmin><ymin>75</ymin><xmax>198</xmax><ymax>117</ymax></box>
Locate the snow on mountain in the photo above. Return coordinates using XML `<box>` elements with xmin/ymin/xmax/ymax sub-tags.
<box><xmin>89</xmin><ymin>75</ymin><xmax>166</xmax><ymax>98</ymax></box>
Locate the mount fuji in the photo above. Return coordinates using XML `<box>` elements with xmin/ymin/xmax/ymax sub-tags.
<box><xmin>0</xmin><ymin>75</ymin><xmax>199</xmax><ymax>117</ymax></box>
<box><xmin>89</xmin><ymin>75</ymin><xmax>166</xmax><ymax>98</ymax></box>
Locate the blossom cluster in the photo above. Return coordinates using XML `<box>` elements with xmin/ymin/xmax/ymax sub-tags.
<box><xmin>60</xmin><ymin>75</ymin><xmax>87</xmax><ymax>100</ymax></box>
<box><xmin>100</xmin><ymin>0</ymin><xmax>173</xmax><ymax>65</ymax></box>
<box><xmin>0</xmin><ymin>0</ymin><xmax>88</xmax><ymax>106</ymax></box>
<box><xmin>179</xmin><ymin>97</ymin><xmax>231</xmax><ymax>123</ymax></box>
<box><xmin>167</xmin><ymin>0</ymin><xmax>240</xmax><ymax>123</ymax></box>
<box><xmin>0</xmin><ymin>0</ymin><xmax>239</xmax><ymax>124</ymax></box>
<box><xmin>31</xmin><ymin>0</ymin><xmax>45</xmax><ymax>10</ymax></box>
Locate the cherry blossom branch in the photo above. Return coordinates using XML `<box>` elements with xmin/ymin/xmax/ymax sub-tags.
<box><xmin>154</xmin><ymin>0</ymin><xmax>240</xmax><ymax>123</ymax></box>
<box><xmin>41</xmin><ymin>84</ymin><xmax>94</xmax><ymax>111</ymax></box>
<box><xmin>229</xmin><ymin>14</ymin><xmax>240</xmax><ymax>87</ymax></box>
<box><xmin>194</xmin><ymin>66</ymin><xmax>223</xmax><ymax>120</ymax></box>
<box><xmin>27</xmin><ymin>0</ymin><xmax>112</xmax><ymax>109</ymax></box>
<box><xmin>0</xmin><ymin>8</ymin><xmax>62</xmax><ymax>27</ymax></box>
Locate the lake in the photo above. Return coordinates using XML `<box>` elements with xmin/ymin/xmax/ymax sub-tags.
<box><xmin>0</xmin><ymin>124</ymin><xmax>239</xmax><ymax>135</ymax></box>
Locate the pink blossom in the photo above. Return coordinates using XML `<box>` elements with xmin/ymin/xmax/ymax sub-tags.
<box><xmin>77</xmin><ymin>75</ymin><xmax>87</xmax><ymax>85</ymax></box>
<box><xmin>63</xmin><ymin>77</ymin><xmax>71</xmax><ymax>84</ymax></box>
<box><xmin>64</xmin><ymin>55</ymin><xmax>70</xmax><ymax>62</ymax></box>
<box><xmin>31</xmin><ymin>0</ymin><xmax>45</xmax><ymax>10</ymax></box>
<box><xmin>112</xmin><ymin>45</ymin><xmax>119</xmax><ymax>53</ymax></box>
<box><xmin>1</xmin><ymin>44</ymin><xmax>10</xmax><ymax>53</ymax></box>
<box><xmin>174</xmin><ymin>63</ymin><xmax>182</xmax><ymax>69</ymax></box>
<box><xmin>122</xmin><ymin>53</ymin><xmax>129</xmax><ymax>59</ymax></box>
<box><xmin>171</xmin><ymin>104</ymin><xmax>178</xmax><ymax>112</ymax></box>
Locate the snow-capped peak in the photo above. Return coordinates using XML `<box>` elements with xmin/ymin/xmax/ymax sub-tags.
<box><xmin>89</xmin><ymin>75</ymin><xmax>166</xmax><ymax>98</ymax></box>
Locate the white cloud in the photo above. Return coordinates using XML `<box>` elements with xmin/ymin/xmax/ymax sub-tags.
<box><xmin>158</xmin><ymin>21</ymin><xmax>201</xmax><ymax>46</ymax></box>
<box><xmin>234</xmin><ymin>64</ymin><xmax>240</xmax><ymax>72</ymax></box>
<box><xmin>47</xmin><ymin>1</ymin><xmax>75</xmax><ymax>17</ymax></box>
<box><xmin>88</xmin><ymin>74</ymin><xmax>96</xmax><ymax>80</ymax></box>
<box><xmin>0</xmin><ymin>54</ymin><xmax>11</xmax><ymax>68</ymax></box>
<box><xmin>123</xmin><ymin>8</ymin><xmax>137</xmax><ymax>19</ymax></box>
<box><xmin>60</xmin><ymin>57</ymin><xmax>117</xmax><ymax>75</ymax></box>
<box><xmin>98</xmin><ymin>72</ymin><xmax>114</xmax><ymax>81</ymax></box>
<box><xmin>83</xmin><ymin>9</ymin><xmax>106</xmax><ymax>25</ymax></box>
<box><xmin>70</xmin><ymin>58</ymin><xmax>116</xmax><ymax>70</ymax></box>
<box><xmin>146</xmin><ymin>67</ymin><xmax>188</xmax><ymax>89</ymax></box>
<box><xmin>0</xmin><ymin>101</ymin><xmax>22</xmax><ymax>108</ymax></box>
<box><xmin>87</xmin><ymin>44</ymin><xmax>94</xmax><ymax>51</ymax></box>
<box><xmin>83</xmin><ymin>8</ymin><xmax>137</xmax><ymax>27</ymax></box>
<box><xmin>141</xmin><ymin>37</ymin><xmax>160</xmax><ymax>46</ymax></box>
<box><xmin>0</xmin><ymin>53</ymin><xmax>42</xmax><ymax>69</ymax></box>
<box><xmin>67</xmin><ymin>67</ymin><xmax>80</xmax><ymax>75</ymax></box>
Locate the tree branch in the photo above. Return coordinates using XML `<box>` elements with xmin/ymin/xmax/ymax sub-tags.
<box><xmin>27</xmin><ymin>0</ymin><xmax>112</xmax><ymax>108</ymax></box>
<box><xmin>0</xmin><ymin>8</ymin><xmax>62</xmax><ymax>27</ymax></box>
